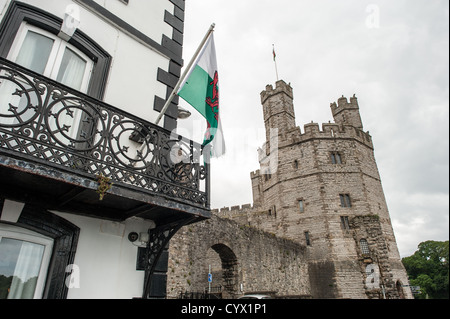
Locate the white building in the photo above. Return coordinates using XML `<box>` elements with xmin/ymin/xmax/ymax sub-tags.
<box><xmin>0</xmin><ymin>0</ymin><xmax>210</xmax><ymax>299</ymax></box>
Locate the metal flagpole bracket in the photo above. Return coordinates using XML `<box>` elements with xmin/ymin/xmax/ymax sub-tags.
<box><xmin>155</xmin><ymin>23</ymin><xmax>216</xmax><ymax>126</ymax></box>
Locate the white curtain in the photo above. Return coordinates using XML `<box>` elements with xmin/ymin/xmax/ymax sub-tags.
<box><xmin>56</xmin><ymin>48</ymin><xmax>87</xmax><ymax>91</ymax></box>
<box><xmin>0</xmin><ymin>31</ymin><xmax>53</xmax><ymax>126</ymax></box>
<box><xmin>50</xmin><ymin>48</ymin><xmax>88</xmax><ymax>141</ymax></box>
<box><xmin>16</xmin><ymin>30</ymin><xmax>54</xmax><ymax>74</ymax></box>
<box><xmin>7</xmin><ymin>241</ymin><xmax>45</xmax><ymax>299</ymax></box>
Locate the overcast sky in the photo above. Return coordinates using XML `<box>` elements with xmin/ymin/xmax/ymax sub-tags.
<box><xmin>176</xmin><ymin>0</ymin><xmax>449</xmax><ymax>258</ymax></box>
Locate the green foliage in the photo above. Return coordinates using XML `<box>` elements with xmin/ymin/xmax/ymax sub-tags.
<box><xmin>0</xmin><ymin>275</ymin><xmax>13</xmax><ymax>299</ymax></box>
<box><xmin>402</xmin><ymin>240</ymin><xmax>449</xmax><ymax>299</ymax></box>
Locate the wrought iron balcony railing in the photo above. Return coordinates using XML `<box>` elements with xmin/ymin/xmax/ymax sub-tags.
<box><xmin>0</xmin><ymin>57</ymin><xmax>210</xmax><ymax>212</ymax></box>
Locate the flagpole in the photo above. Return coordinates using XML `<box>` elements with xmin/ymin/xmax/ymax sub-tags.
<box><xmin>273</xmin><ymin>44</ymin><xmax>279</xmax><ymax>82</ymax></box>
<box><xmin>155</xmin><ymin>23</ymin><xmax>216</xmax><ymax>126</ymax></box>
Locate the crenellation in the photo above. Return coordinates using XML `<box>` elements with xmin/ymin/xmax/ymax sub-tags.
<box><xmin>293</xmin><ymin>122</ymin><xmax>374</xmax><ymax>149</ymax></box>
<box><xmin>216</xmin><ymin>204</ymin><xmax>256</xmax><ymax>219</ymax></box>
<box><xmin>331</xmin><ymin>94</ymin><xmax>364</xmax><ymax>129</ymax></box>
<box><xmin>260</xmin><ymin>80</ymin><xmax>294</xmax><ymax>104</ymax></box>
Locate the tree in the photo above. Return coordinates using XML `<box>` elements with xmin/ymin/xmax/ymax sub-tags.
<box><xmin>402</xmin><ymin>240</ymin><xmax>449</xmax><ymax>299</ymax></box>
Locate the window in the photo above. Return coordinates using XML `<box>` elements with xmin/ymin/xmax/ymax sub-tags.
<box><xmin>8</xmin><ymin>23</ymin><xmax>93</xmax><ymax>93</ymax></box>
<box><xmin>340</xmin><ymin>216</ymin><xmax>350</xmax><ymax>230</ymax></box>
<box><xmin>298</xmin><ymin>200</ymin><xmax>305</xmax><ymax>213</ymax></box>
<box><xmin>1</xmin><ymin>23</ymin><xmax>94</xmax><ymax>137</ymax></box>
<box><xmin>0</xmin><ymin>224</ymin><xmax>54</xmax><ymax>299</ymax></box>
<box><xmin>0</xmin><ymin>2</ymin><xmax>112</xmax><ymax>100</ymax></box>
<box><xmin>12</xmin><ymin>207</ymin><xmax>80</xmax><ymax>299</ymax></box>
<box><xmin>360</xmin><ymin>239</ymin><xmax>370</xmax><ymax>255</ymax></box>
<box><xmin>340</xmin><ymin>194</ymin><xmax>352</xmax><ymax>208</ymax></box>
<box><xmin>304</xmin><ymin>232</ymin><xmax>311</xmax><ymax>246</ymax></box>
<box><xmin>331</xmin><ymin>152</ymin><xmax>342</xmax><ymax>164</ymax></box>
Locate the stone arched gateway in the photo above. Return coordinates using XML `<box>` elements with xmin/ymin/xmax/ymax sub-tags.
<box><xmin>167</xmin><ymin>214</ymin><xmax>311</xmax><ymax>299</ymax></box>
<box><xmin>208</xmin><ymin>243</ymin><xmax>239</xmax><ymax>298</ymax></box>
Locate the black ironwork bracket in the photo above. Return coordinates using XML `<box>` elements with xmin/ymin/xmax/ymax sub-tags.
<box><xmin>142</xmin><ymin>216</ymin><xmax>197</xmax><ymax>299</ymax></box>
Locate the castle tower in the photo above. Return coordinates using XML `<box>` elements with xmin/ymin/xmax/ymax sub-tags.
<box><xmin>260</xmin><ymin>80</ymin><xmax>296</xmax><ymax>141</ymax></box>
<box><xmin>331</xmin><ymin>95</ymin><xmax>363</xmax><ymax>129</ymax></box>
<box><xmin>246</xmin><ymin>81</ymin><xmax>412</xmax><ymax>299</ymax></box>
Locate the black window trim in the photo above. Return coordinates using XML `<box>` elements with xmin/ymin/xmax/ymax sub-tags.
<box><xmin>0</xmin><ymin>200</ymin><xmax>80</xmax><ymax>300</ymax></box>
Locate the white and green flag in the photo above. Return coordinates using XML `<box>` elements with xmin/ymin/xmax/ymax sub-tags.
<box><xmin>178</xmin><ymin>34</ymin><xmax>225</xmax><ymax>157</ymax></box>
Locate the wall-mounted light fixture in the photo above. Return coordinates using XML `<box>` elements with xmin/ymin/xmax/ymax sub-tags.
<box><xmin>177</xmin><ymin>106</ymin><xmax>191</xmax><ymax>120</ymax></box>
<box><xmin>128</xmin><ymin>232</ymin><xmax>149</xmax><ymax>246</ymax></box>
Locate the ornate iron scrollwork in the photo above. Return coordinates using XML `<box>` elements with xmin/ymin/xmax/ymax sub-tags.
<box><xmin>0</xmin><ymin>58</ymin><xmax>209</xmax><ymax>208</ymax></box>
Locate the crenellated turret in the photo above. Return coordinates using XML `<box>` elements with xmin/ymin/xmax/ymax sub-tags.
<box><xmin>330</xmin><ymin>94</ymin><xmax>363</xmax><ymax>129</ymax></box>
<box><xmin>260</xmin><ymin>80</ymin><xmax>296</xmax><ymax>142</ymax></box>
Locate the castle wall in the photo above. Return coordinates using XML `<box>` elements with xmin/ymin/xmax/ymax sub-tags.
<box><xmin>167</xmin><ymin>214</ymin><xmax>311</xmax><ymax>299</ymax></box>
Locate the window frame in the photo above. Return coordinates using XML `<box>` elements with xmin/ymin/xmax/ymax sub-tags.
<box><xmin>340</xmin><ymin>194</ymin><xmax>352</xmax><ymax>208</ymax></box>
<box><xmin>0</xmin><ymin>223</ymin><xmax>54</xmax><ymax>299</ymax></box>
<box><xmin>0</xmin><ymin>201</ymin><xmax>81</xmax><ymax>300</ymax></box>
<box><xmin>360</xmin><ymin>238</ymin><xmax>370</xmax><ymax>255</ymax></box>
<box><xmin>340</xmin><ymin>216</ymin><xmax>350</xmax><ymax>230</ymax></box>
<box><xmin>0</xmin><ymin>1</ymin><xmax>111</xmax><ymax>100</ymax></box>
<box><xmin>298</xmin><ymin>199</ymin><xmax>305</xmax><ymax>213</ymax></box>
<box><xmin>331</xmin><ymin>152</ymin><xmax>343</xmax><ymax>164</ymax></box>
<box><xmin>7</xmin><ymin>22</ymin><xmax>94</xmax><ymax>94</ymax></box>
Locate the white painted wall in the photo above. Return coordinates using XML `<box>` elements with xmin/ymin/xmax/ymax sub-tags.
<box><xmin>54</xmin><ymin>212</ymin><xmax>155</xmax><ymax>299</ymax></box>
<box><xmin>91</xmin><ymin>0</ymin><xmax>175</xmax><ymax>43</ymax></box>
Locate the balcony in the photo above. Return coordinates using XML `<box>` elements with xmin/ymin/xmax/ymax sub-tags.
<box><xmin>0</xmin><ymin>57</ymin><xmax>210</xmax><ymax>225</ymax></box>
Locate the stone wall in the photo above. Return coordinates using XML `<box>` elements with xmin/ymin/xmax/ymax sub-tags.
<box><xmin>350</xmin><ymin>215</ymin><xmax>413</xmax><ymax>299</ymax></box>
<box><xmin>167</xmin><ymin>214</ymin><xmax>311</xmax><ymax>299</ymax></box>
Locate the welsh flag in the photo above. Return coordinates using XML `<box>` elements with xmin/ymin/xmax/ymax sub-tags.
<box><xmin>178</xmin><ymin>34</ymin><xmax>225</xmax><ymax>157</ymax></box>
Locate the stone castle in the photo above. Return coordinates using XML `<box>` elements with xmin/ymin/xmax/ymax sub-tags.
<box><xmin>167</xmin><ymin>80</ymin><xmax>412</xmax><ymax>299</ymax></box>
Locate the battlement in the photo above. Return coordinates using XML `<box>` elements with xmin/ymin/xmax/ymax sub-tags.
<box><xmin>251</xmin><ymin>170</ymin><xmax>260</xmax><ymax>179</ymax></box>
<box><xmin>286</xmin><ymin>121</ymin><xmax>373</xmax><ymax>148</ymax></box>
<box><xmin>213</xmin><ymin>204</ymin><xmax>254</xmax><ymax>214</ymax></box>
<box><xmin>330</xmin><ymin>94</ymin><xmax>363</xmax><ymax>129</ymax></box>
<box><xmin>213</xmin><ymin>203</ymin><xmax>276</xmax><ymax>231</ymax></box>
<box><xmin>213</xmin><ymin>204</ymin><xmax>256</xmax><ymax>222</ymax></box>
<box><xmin>330</xmin><ymin>94</ymin><xmax>359</xmax><ymax>112</ymax></box>
<box><xmin>260</xmin><ymin>80</ymin><xmax>294</xmax><ymax>104</ymax></box>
